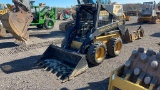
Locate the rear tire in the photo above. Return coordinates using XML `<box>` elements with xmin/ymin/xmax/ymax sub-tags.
<box><xmin>44</xmin><ymin>18</ymin><xmax>54</xmax><ymax>29</ymax></box>
<box><xmin>87</xmin><ymin>42</ymin><xmax>106</xmax><ymax>65</ymax></box>
<box><xmin>107</xmin><ymin>37</ymin><xmax>122</xmax><ymax>57</ymax></box>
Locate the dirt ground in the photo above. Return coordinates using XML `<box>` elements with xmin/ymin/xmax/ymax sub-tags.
<box><xmin>0</xmin><ymin>17</ymin><xmax>160</xmax><ymax>90</ymax></box>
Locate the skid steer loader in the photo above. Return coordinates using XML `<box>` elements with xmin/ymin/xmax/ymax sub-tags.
<box><xmin>138</xmin><ymin>1</ymin><xmax>160</xmax><ymax>24</ymax></box>
<box><xmin>1</xmin><ymin>0</ymin><xmax>33</xmax><ymax>43</ymax></box>
<box><xmin>108</xmin><ymin>48</ymin><xmax>160</xmax><ymax>90</ymax></box>
<box><xmin>35</xmin><ymin>0</ymin><xmax>144</xmax><ymax>82</ymax></box>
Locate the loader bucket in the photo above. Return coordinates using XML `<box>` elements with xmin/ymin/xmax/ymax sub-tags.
<box><xmin>123</xmin><ymin>26</ymin><xmax>144</xmax><ymax>43</ymax></box>
<box><xmin>1</xmin><ymin>7</ymin><xmax>33</xmax><ymax>43</ymax></box>
<box><xmin>35</xmin><ymin>45</ymin><xmax>88</xmax><ymax>82</ymax></box>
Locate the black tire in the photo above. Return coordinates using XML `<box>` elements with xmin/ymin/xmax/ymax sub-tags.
<box><xmin>36</xmin><ymin>25</ymin><xmax>43</xmax><ymax>29</ymax></box>
<box><xmin>44</xmin><ymin>18</ymin><xmax>54</xmax><ymax>29</ymax></box>
<box><xmin>107</xmin><ymin>37</ymin><xmax>122</xmax><ymax>57</ymax></box>
<box><xmin>87</xmin><ymin>42</ymin><xmax>106</xmax><ymax>65</ymax></box>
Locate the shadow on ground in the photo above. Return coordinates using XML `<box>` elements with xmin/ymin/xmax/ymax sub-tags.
<box><xmin>75</xmin><ymin>78</ymin><xmax>110</xmax><ymax>90</ymax></box>
<box><xmin>126</xmin><ymin>22</ymin><xmax>142</xmax><ymax>26</ymax></box>
<box><xmin>0</xmin><ymin>42</ymin><xmax>18</xmax><ymax>49</ymax></box>
<box><xmin>29</xmin><ymin>31</ymin><xmax>65</xmax><ymax>39</ymax></box>
<box><xmin>0</xmin><ymin>36</ymin><xmax>13</xmax><ymax>40</ymax></box>
<box><xmin>0</xmin><ymin>55</ymin><xmax>41</xmax><ymax>74</ymax></box>
<box><xmin>151</xmin><ymin>32</ymin><xmax>160</xmax><ymax>37</ymax></box>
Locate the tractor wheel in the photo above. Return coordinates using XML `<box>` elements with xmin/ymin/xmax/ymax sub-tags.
<box><xmin>36</xmin><ymin>25</ymin><xmax>43</xmax><ymax>29</ymax></box>
<box><xmin>44</xmin><ymin>18</ymin><xmax>54</xmax><ymax>29</ymax></box>
<box><xmin>107</xmin><ymin>37</ymin><xmax>122</xmax><ymax>57</ymax></box>
<box><xmin>87</xmin><ymin>42</ymin><xmax>106</xmax><ymax>65</ymax></box>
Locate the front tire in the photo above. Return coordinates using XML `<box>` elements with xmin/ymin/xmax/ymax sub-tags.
<box><xmin>87</xmin><ymin>42</ymin><xmax>106</xmax><ymax>65</ymax></box>
<box><xmin>44</xmin><ymin>18</ymin><xmax>54</xmax><ymax>29</ymax></box>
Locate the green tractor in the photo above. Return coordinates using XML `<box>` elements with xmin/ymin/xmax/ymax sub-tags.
<box><xmin>30</xmin><ymin>1</ymin><xmax>56</xmax><ymax>29</ymax></box>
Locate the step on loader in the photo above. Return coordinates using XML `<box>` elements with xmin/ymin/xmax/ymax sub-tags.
<box><xmin>108</xmin><ymin>48</ymin><xmax>160</xmax><ymax>90</ymax></box>
<box><xmin>35</xmin><ymin>1</ymin><xmax>144</xmax><ymax>82</ymax></box>
<box><xmin>1</xmin><ymin>0</ymin><xmax>33</xmax><ymax>43</ymax></box>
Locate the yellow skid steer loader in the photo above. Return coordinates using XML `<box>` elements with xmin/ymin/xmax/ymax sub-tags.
<box><xmin>35</xmin><ymin>1</ymin><xmax>144</xmax><ymax>82</ymax></box>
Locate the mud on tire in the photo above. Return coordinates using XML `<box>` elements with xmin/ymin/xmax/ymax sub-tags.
<box><xmin>107</xmin><ymin>37</ymin><xmax>122</xmax><ymax>57</ymax></box>
<box><xmin>87</xmin><ymin>42</ymin><xmax>106</xmax><ymax>65</ymax></box>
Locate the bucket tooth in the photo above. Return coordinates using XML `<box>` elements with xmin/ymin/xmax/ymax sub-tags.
<box><xmin>36</xmin><ymin>45</ymin><xmax>88</xmax><ymax>81</ymax></box>
<box><xmin>49</xmin><ymin>68</ymin><xmax>54</xmax><ymax>73</ymax></box>
<box><xmin>61</xmin><ymin>77</ymin><xmax>69</xmax><ymax>83</ymax></box>
<box><xmin>44</xmin><ymin>66</ymin><xmax>50</xmax><ymax>71</ymax></box>
<box><xmin>37</xmin><ymin>62</ymin><xmax>44</xmax><ymax>67</ymax></box>
<box><xmin>40</xmin><ymin>62</ymin><xmax>49</xmax><ymax>68</ymax></box>
<box><xmin>57</xmin><ymin>73</ymin><xmax>63</xmax><ymax>80</ymax></box>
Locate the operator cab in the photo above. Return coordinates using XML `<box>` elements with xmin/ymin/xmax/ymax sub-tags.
<box><xmin>141</xmin><ymin>2</ymin><xmax>156</xmax><ymax>16</ymax></box>
<box><xmin>75</xmin><ymin>4</ymin><xmax>113</xmax><ymax>38</ymax></box>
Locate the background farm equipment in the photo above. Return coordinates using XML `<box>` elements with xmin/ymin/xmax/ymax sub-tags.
<box><xmin>0</xmin><ymin>2</ymin><xmax>9</xmax><ymax>37</ymax></box>
<box><xmin>57</xmin><ymin>8</ymin><xmax>75</xmax><ymax>20</ymax></box>
<box><xmin>138</xmin><ymin>1</ymin><xmax>160</xmax><ymax>24</ymax></box>
<box><xmin>1</xmin><ymin>0</ymin><xmax>33</xmax><ymax>43</ymax></box>
<box><xmin>30</xmin><ymin>1</ymin><xmax>56</xmax><ymax>29</ymax></box>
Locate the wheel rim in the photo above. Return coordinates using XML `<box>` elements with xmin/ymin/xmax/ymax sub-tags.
<box><xmin>115</xmin><ymin>41</ymin><xmax>122</xmax><ymax>53</ymax></box>
<box><xmin>96</xmin><ymin>47</ymin><xmax>105</xmax><ymax>61</ymax></box>
<box><xmin>48</xmin><ymin>20</ymin><xmax>53</xmax><ymax>28</ymax></box>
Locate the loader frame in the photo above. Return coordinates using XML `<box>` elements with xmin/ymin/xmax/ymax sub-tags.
<box><xmin>63</xmin><ymin>3</ymin><xmax>125</xmax><ymax>54</ymax></box>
